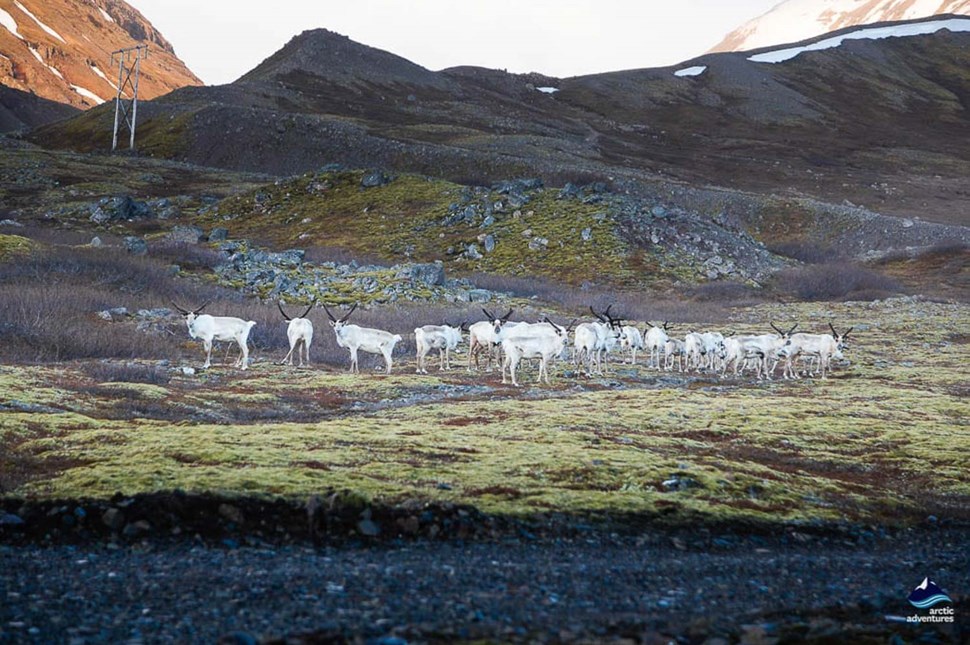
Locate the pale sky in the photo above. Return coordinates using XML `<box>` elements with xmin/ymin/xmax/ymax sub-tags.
<box><xmin>126</xmin><ymin>0</ymin><xmax>782</xmax><ymax>85</ymax></box>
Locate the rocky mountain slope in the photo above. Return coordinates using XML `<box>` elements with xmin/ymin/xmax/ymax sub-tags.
<box><xmin>710</xmin><ymin>0</ymin><xmax>970</xmax><ymax>52</ymax></box>
<box><xmin>0</xmin><ymin>0</ymin><xmax>200</xmax><ymax>115</ymax></box>
<box><xmin>30</xmin><ymin>20</ymin><xmax>970</xmax><ymax>232</ymax></box>
<box><xmin>0</xmin><ymin>83</ymin><xmax>77</xmax><ymax>130</ymax></box>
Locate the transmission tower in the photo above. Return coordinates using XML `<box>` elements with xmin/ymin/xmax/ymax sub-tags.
<box><xmin>111</xmin><ymin>44</ymin><xmax>148</xmax><ymax>151</ymax></box>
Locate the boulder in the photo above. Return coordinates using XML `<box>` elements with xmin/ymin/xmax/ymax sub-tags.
<box><xmin>361</xmin><ymin>170</ymin><xmax>392</xmax><ymax>188</ymax></box>
<box><xmin>123</xmin><ymin>236</ymin><xmax>148</xmax><ymax>256</ymax></box>
<box><xmin>89</xmin><ymin>196</ymin><xmax>154</xmax><ymax>224</ymax></box>
<box><xmin>166</xmin><ymin>225</ymin><xmax>206</xmax><ymax>244</ymax></box>
<box><xmin>208</xmin><ymin>227</ymin><xmax>229</xmax><ymax>242</ymax></box>
<box><xmin>407</xmin><ymin>262</ymin><xmax>445</xmax><ymax>286</ymax></box>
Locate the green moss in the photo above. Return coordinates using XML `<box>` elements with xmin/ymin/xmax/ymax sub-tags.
<box><xmin>204</xmin><ymin>170</ymin><xmax>637</xmax><ymax>287</ymax></box>
<box><xmin>2</xmin><ymin>299</ymin><xmax>968</xmax><ymax>526</ymax></box>
<box><xmin>0</xmin><ymin>234</ymin><xmax>34</xmax><ymax>260</ymax></box>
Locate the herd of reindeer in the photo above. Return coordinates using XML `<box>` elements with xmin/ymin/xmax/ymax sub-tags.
<box><xmin>170</xmin><ymin>302</ymin><xmax>853</xmax><ymax>387</ymax></box>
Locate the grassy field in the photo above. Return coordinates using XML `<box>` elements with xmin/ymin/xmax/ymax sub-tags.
<box><xmin>2</xmin><ymin>298</ymin><xmax>967</xmax><ymax>528</ymax></box>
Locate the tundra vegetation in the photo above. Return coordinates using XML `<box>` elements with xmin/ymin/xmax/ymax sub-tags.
<box><xmin>0</xmin><ymin>148</ymin><xmax>967</xmax><ymax>535</ymax></box>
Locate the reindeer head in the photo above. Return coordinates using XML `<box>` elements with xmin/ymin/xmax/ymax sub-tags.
<box><xmin>829</xmin><ymin>322</ymin><xmax>853</xmax><ymax>356</ymax></box>
<box><xmin>323</xmin><ymin>302</ymin><xmax>357</xmax><ymax>332</ymax></box>
<box><xmin>172</xmin><ymin>301</ymin><xmax>209</xmax><ymax>337</ymax></box>
<box><xmin>482</xmin><ymin>307</ymin><xmax>513</xmax><ymax>335</ymax></box>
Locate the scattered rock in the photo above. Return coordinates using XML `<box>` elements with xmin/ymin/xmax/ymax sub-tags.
<box><xmin>465</xmin><ymin>244</ymin><xmax>483</xmax><ymax>260</ymax></box>
<box><xmin>407</xmin><ymin>262</ymin><xmax>445</xmax><ymax>287</ymax></box>
<box><xmin>167</xmin><ymin>225</ymin><xmax>206</xmax><ymax>244</ymax></box>
<box><xmin>123</xmin><ymin>236</ymin><xmax>147</xmax><ymax>256</ymax></box>
<box><xmin>483</xmin><ymin>234</ymin><xmax>496</xmax><ymax>253</ymax></box>
<box><xmin>581</xmin><ymin>227</ymin><xmax>592</xmax><ymax>242</ymax></box>
<box><xmin>89</xmin><ymin>195</ymin><xmax>154</xmax><ymax>224</ymax></box>
<box><xmin>218</xmin><ymin>504</ymin><xmax>244</xmax><ymax>525</ymax></box>
<box><xmin>357</xmin><ymin>518</ymin><xmax>381</xmax><ymax>537</ymax></box>
<box><xmin>102</xmin><ymin>508</ymin><xmax>125</xmax><ymax>531</ymax></box>
<box><xmin>0</xmin><ymin>513</ymin><xmax>25</xmax><ymax>526</ymax></box>
<box><xmin>361</xmin><ymin>171</ymin><xmax>391</xmax><ymax>188</ymax></box>
<box><xmin>89</xmin><ymin>236</ymin><xmax>103</xmax><ymax>247</ymax></box>
<box><xmin>209</xmin><ymin>227</ymin><xmax>229</xmax><ymax>242</ymax></box>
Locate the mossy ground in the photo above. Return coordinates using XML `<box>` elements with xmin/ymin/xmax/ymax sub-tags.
<box><xmin>205</xmin><ymin>170</ymin><xmax>638</xmax><ymax>286</ymax></box>
<box><xmin>0</xmin><ymin>234</ymin><xmax>34</xmax><ymax>260</ymax></box>
<box><xmin>2</xmin><ymin>298</ymin><xmax>967</xmax><ymax>527</ymax></box>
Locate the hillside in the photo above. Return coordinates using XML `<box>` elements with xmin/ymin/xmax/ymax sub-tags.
<box><xmin>28</xmin><ymin>20</ymin><xmax>970</xmax><ymax>231</ymax></box>
<box><xmin>710</xmin><ymin>0</ymin><xmax>970</xmax><ymax>52</ymax></box>
<box><xmin>0</xmin><ymin>0</ymin><xmax>200</xmax><ymax>116</ymax></box>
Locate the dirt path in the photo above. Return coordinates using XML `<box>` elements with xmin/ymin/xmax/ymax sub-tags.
<box><xmin>2</xmin><ymin>528</ymin><xmax>966</xmax><ymax>643</ymax></box>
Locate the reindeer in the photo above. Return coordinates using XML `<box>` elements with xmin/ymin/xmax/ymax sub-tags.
<box><xmin>323</xmin><ymin>303</ymin><xmax>402</xmax><ymax>374</ymax></box>
<box><xmin>777</xmin><ymin>323</ymin><xmax>853</xmax><ymax>379</ymax></box>
<box><xmin>644</xmin><ymin>322</ymin><xmax>670</xmax><ymax>370</ymax></box>
<box><xmin>574</xmin><ymin>305</ymin><xmax>623</xmax><ymax>376</ymax></box>
<box><xmin>172</xmin><ymin>301</ymin><xmax>257</xmax><ymax>370</ymax></box>
<box><xmin>495</xmin><ymin>317</ymin><xmax>574</xmax><ymax>387</ymax></box>
<box><xmin>467</xmin><ymin>308</ymin><xmax>513</xmax><ymax>372</ymax></box>
<box><xmin>278</xmin><ymin>300</ymin><xmax>314</xmax><ymax>367</ymax></box>
<box><xmin>415</xmin><ymin>322</ymin><xmax>465</xmax><ymax>373</ymax></box>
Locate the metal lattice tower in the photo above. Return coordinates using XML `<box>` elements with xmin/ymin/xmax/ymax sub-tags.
<box><xmin>111</xmin><ymin>44</ymin><xmax>149</xmax><ymax>151</ymax></box>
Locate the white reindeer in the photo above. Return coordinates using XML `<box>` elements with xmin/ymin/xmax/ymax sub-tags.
<box><xmin>664</xmin><ymin>338</ymin><xmax>686</xmax><ymax>372</ymax></box>
<box><xmin>172</xmin><ymin>301</ymin><xmax>257</xmax><ymax>370</ymax></box>
<box><xmin>736</xmin><ymin>323</ymin><xmax>798</xmax><ymax>380</ymax></box>
<box><xmin>496</xmin><ymin>318</ymin><xmax>574</xmax><ymax>387</ymax></box>
<box><xmin>684</xmin><ymin>331</ymin><xmax>707</xmax><ymax>372</ymax></box>
<box><xmin>619</xmin><ymin>325</ymin><xmax>645</xmax><ymax>365</ymax></box>
<box><xmin>415</xmin><ymin>323</ymin><xmax>464</xmax><ymax>373</ymax></box>
<box><xmin>467</xmin><ymin>308</ymin><xmax>513</xmax><ymax>372</ymax></box>
<box><xmin>278</xmin><ymin>301</ymin><xmax>314</xmax><ymax>367</ymax></box>
<box><xmin>777</xmin><ymin>323</ymin><xmax>852</xmax><ymax>379</ymax></box>
<box><xmin>574</xmin><ymin>305</ymin><xmax>622</xmax><ymax>376</ymax></box>
<box><xmin>644</xmin><ymin>322</ymin><xmax>670</xmax><ymax>370</ymax></box>
<box><xmin>323</xmin><ymin>303</ymin><xmax>402</xmax><ymax>374</ymax></box>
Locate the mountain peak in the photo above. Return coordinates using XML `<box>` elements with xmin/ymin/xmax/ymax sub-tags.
<box><xmin>237</xmin><ymin>28</ymin><xmax>450</xmax><ymax>89</ymax></box>
<box><xmin>710</xmin><ymin>0</ymin><xmax>970</xmax><ymax>53</ymax></box>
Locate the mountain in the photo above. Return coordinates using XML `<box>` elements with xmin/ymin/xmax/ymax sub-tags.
<box><xmin>0</xmin><ymin>0</ymin><xmax>201</xmax><ymax>115</ymax></box>
<box><xmin>710</xmin><ymin>0</ymin><xmax>970</xmax><ymax>52</ymax></box>
<box><xmin>29</xmin><ymin>19</ymin><xmax>970</xmax><ymax>230</ymax></box>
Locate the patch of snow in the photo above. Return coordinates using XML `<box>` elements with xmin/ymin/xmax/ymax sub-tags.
<box><xmin>536</xmin><ymin>86</ymin><xmax>559</xmax><ymax>94</ymax></box>
<box><xmin>70</xmin><ymin>84</ymin><xmax>105</xmax><ymax>105</ymax></box>
<box><xmin>0</xmin><ymin>8</ymin><xmax>24</xmax><ymax>39</ymax></box>
<box><xmin>98</xmin><ymin>6</ymin><xmax>114</xmax><ymax>23</ymax></box>
<box><xmin>674</xmin><ymin>65</ymin><xmax>707</xmax><ymax>77</ymax></box>
<box><xmin>28</xmin><ymin>46</ymin><xmax>63</xmax><ymax>79</ymax></box>
<box><xmin>90</xmin><ymin>62</ymin><xmax>119</xmax><ymax>91</ymax></box>
<box><xmin>14</xmin><ymin>1</ymin><xmax>65</xmax><ymax>43</ymax></box>
<box><xmin>748</xmin><ymin>17</ymin><xmax>970</xmax><ymax>63</ymax></box>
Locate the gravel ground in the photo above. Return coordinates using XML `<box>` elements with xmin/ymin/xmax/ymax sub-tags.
<box><xmin>1</xmin><ymin>528</ymin><xmax>967</xmax><ymax>643</ymax></box>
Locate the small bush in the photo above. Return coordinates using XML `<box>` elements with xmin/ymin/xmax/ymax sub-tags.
<box><xmin>770</xmin><ymin>262</ymin><xmax>903</xmax><ymax>301</ymax></box>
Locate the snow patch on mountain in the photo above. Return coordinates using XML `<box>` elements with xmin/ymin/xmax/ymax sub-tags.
<box><xmin>90</xmin><ymin>62</ymin><xmax>119</xmax><ymax>91</ymax></box>
<box><xmin>748</xmin><ymin>17</ymin><xmax>970</xmax><ymax>63</ymax></box>
<box><xmin>674</xmin><ymin>65</ymin><xmax>707</xmax><ymax>77</ymax></box>
<box><xmin>15</xmin><ymin>0</ymin><xmax>66</xmax><ymax>44</ymax></box>
<box><xmin>70</xmin><ymin>84</ymin><xmax>104</xmax><ymax>105</ymax></box>
<box><xmin>711</xmin><ymin>0</ymin><xmax>970</xmax><ymax>53</ymax></box>
<box><xmin>0</xmin><ymin>8</ymin><xmax>24</xmax><ymax>39</ymax></box>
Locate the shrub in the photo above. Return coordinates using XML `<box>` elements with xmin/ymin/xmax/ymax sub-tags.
<box><xmin>770</xmin><ymin>262</ymin><xmax>903</xmax><ymax>301</ymax></box>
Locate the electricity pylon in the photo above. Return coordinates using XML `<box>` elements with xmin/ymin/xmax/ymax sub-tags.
<box><xmin>111</xmin><ymin>44</ymin><xmax>148</xmax><ymax>151</ymax></box>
